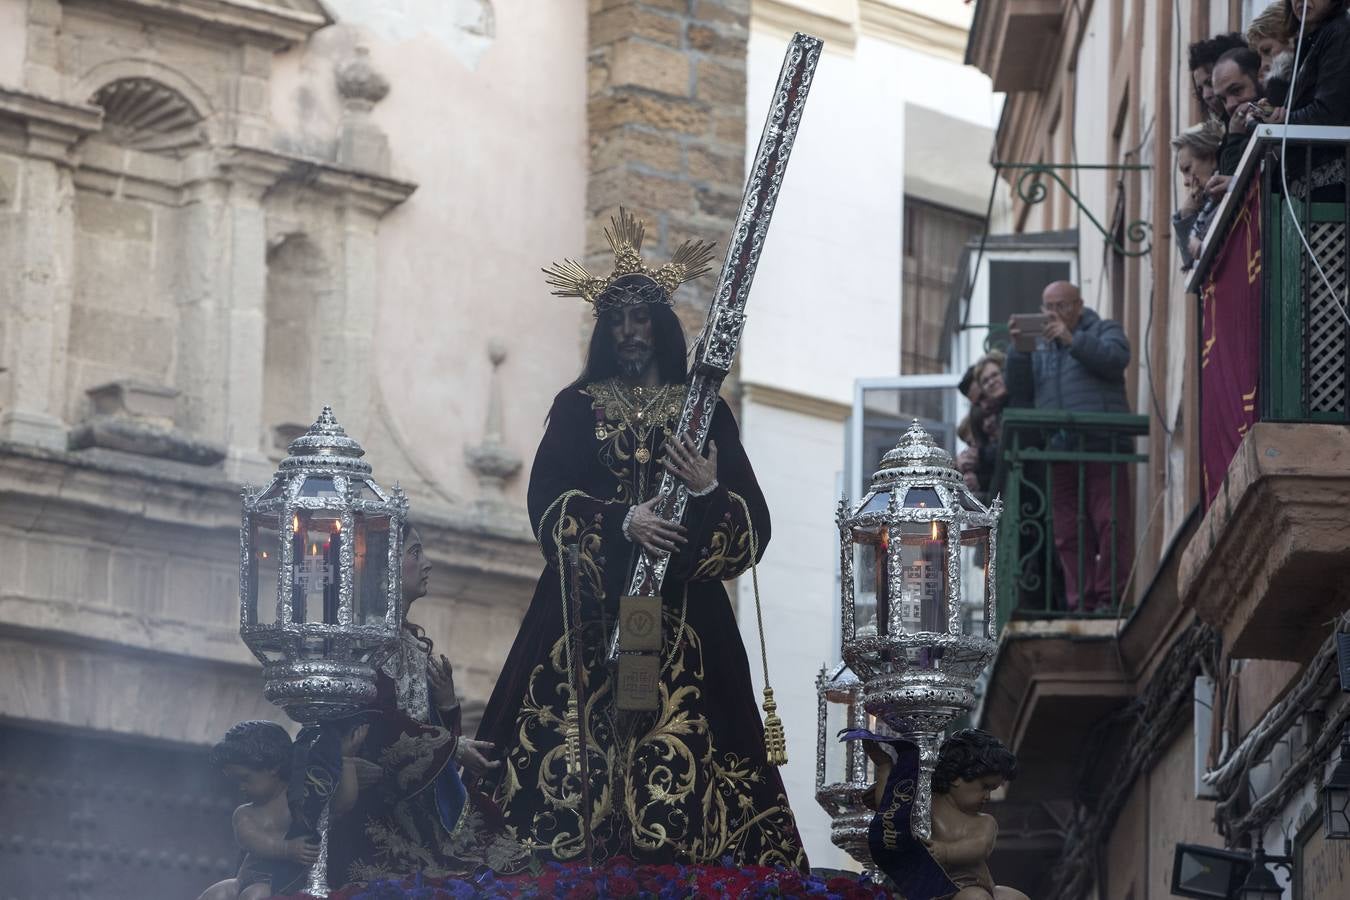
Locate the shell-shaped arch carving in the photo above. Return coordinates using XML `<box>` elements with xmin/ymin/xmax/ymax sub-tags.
<box><xmin>90</xmin><ymin>77</ymin><xmax>207</xmax><ymax>154</ymax></box>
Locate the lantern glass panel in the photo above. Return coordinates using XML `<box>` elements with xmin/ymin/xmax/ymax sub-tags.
<box><xmin>823</xmin><ymin>693</ymin><xmax>850</xmax><ymax>785</ymax></box>
<box><xmin>902</xmin><ymin>486</ymin><xmax>941</xmax><ymax>509</ymax></box>
<box><xmin>355</xmin><ymin>480</ymin><xmax>383</xmax><ymax>502</ymax></box>
<box><xmin>852</xmin><ymin>526</ymin><xmax>887</xmax><ymax>637</ymax></box>
<box><xmin>291</xmin><ymin>509</ymin><xmax>343</xmax><ymax>624</ymax></box>
<box><xmin>300</xmin><ymin>476</ymin><xmax>341</xmax><ymax>498</ymax></box>
<box><xmin>259</xmin><ymin>480</ymin><xmax>285</xmax><ymax>502</ymax></box>
<box><xmin>1325</xmin><ymin>784</ymin><xmax>1350</xmax><ymax>839</ymax></box>
<box><xmin>961</xmin><ymin>526</ymin><xmax>991</xmax><ymax>638</ymax></box>
<box><xmin>892</xmin><ymin>521</ymin><xmax>948</xmax><ymax>635</ymax></box>
<box><xmin>352</xmin><ymin>512</ymin><xmax>392</xmax><ymax>625</ymax></box>
<box><xmin>858</xmin><ymin>491</ymin><xmax>889</xmax><ymax>516</ymax></box>
<box><xmin>246</xmin><ymin>510</ymin><xmax>281</xmax><ymax>625</ymax></box>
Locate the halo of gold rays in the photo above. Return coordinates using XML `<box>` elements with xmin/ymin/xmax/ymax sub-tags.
<box><xmin>541</xmin><ymin>207</ymin><xmax>718</xmax><ymax>308</ymax></box>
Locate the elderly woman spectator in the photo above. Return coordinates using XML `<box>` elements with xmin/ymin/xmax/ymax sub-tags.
<box><xmin>1248</xmin><ymin>3</ymin><xmax>1294</xmax><ymax>80</ymax></box>
<box><xmin>1172</xmin><ymin>121</ymin><xmax>1225</xmax><ymax>269</ymax></box>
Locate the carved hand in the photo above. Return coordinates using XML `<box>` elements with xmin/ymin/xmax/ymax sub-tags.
<box><xmin>427</xmin><ymin>654</ymin><xmax>458</xmax><ymax>710</ymax></box>
<box><xmin>662</xmin><ymin>433</ymin><xmax>718</xmax><ymax>494</ymax></box>
<box><xmin>454</xmin><ymin>737</ymin><xmax>501</xmax><ymax>776</ymax></box>
<box><xmin>284</xmin><ymin>836</ymin><xmax>321</xmax><ymax>866</ymax></box>
<box><xmin>626</xmin><ymin>496</ymin><xmax>689</xmax><ymax>554</ymax></box>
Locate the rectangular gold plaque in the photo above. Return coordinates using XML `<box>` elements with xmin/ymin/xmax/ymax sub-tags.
<box><xmin>616</xmin><ymin>654</ymin><xmax>660</xmax><ymax>711</ymax></box>
<box><xmin>617</xmin><ymin>595</ymin><xmax>662</xmax><ymax>652</ymax></box>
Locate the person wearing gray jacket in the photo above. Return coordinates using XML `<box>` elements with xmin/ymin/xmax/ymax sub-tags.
<box><xmin>1005</xmin><ymin>281</ymin><xmax>1132</xmax><ymax>613</ymax></box>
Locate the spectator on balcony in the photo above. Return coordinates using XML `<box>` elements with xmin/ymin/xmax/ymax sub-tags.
<box><xmin>1172</xmin><ymin>120</ymin><xmax>1225</xmax><ymax>269</ymax></box>
<box><xmin>1248</xmin><ymin>3</ymin><xmax>1294</xmax><ymax>80</ymax></box>
<box><xmin>1005</xmin><ymin>282</ymin><xmax>1133</xmax><ymax>612</ymax></box>
<box><xmin>1279</xmin><ymin>0</ymin><xmax>1350</xmax><ymax>128</ymax></box>
<box><xmin>1189</xmin><ymin>32</ymin><xmax>1249</xmax><ymax>120</ymax></box>
<box><xmin>1211</xmin><ymin>47</ymin><xmax>1265</xmax><ymax>182</ymax></box>
<box><xmin>1263</xmin><ymin>0</ymin><xmax>1350</xmax><ymax>196</ymax></box>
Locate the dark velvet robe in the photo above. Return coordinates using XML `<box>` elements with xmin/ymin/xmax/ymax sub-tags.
<box><xmin>476</xmin><ymin>380</ymin><xmax>806</xmax><ymax>869</ymax></box>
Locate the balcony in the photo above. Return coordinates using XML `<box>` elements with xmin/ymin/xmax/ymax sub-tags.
<box><xmin>977</xmin><ymin>410</ymin><xmax>1146</xmax><ymax>811</ymax></box>
<box><xmin>1181</xmin><ymin>126</ymin><xmax>1350</xmax><ymax>661</ymax></box>
<box><xmin>994</xmin><ymin>409</ymin><xmax>1149</xmax><ymax>626</ymax></box>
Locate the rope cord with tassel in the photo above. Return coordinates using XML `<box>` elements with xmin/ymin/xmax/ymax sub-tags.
<box><xmin>542</xmin><ymin>490</ymin><xmax>589</xmax><ymax>778</ymax></box>
<box><xmin>731</xmin><ymin>492</ymin><xmax>787</xmax><ymax>767</ymax></box>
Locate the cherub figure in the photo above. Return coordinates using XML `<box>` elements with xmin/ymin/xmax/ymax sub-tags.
<box><xmin>926</xmin><ymin>729</ymin><xmax>1029</xmax><ymax>900</ymax></box>
<box><xmin>197</xmin><ymin>720</ymin><xmax>367</xmax><ymax>900</ymax></box>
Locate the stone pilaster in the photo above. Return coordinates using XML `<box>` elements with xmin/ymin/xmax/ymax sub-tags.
<box><xmin>0</xmin><ymin>89</ymin><xmax>102</xmax><ymax>450</ymax></box>
<box><xmin>587</xmin><ymin>0</ymin><xmax>749</xmax><ymax>332</ymax></box>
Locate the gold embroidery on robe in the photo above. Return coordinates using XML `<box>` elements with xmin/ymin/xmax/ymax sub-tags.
<box><xmin>497</xmin><ymin>607</ymin><xmax>805</xmax><ymax>869</ymax></box>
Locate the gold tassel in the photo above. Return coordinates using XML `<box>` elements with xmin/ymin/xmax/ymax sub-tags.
<box><xmin>730</xmin><ymin>491</ymin><xmax>789</xmax><ymax>769</ymax></box>
<box><xmin>564</xmin><ymin>695</ymin><xmax>583</xmax><ymax>776</ymax></box>
<box><xmin>761</xmin><ymin>686</ymin><xmax>788</xmax><ymax>767</ymax></box>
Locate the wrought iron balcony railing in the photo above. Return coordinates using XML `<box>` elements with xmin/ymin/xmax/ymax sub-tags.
<box><xmin>1189</xmin><ymin>126</ymin><xmax>1350</xmax><ymax>433</ymax></box>
<box><xmin>992</xmin><ymin>409</ymin><xmax>1149</xmax><ymax>629</ymax></box>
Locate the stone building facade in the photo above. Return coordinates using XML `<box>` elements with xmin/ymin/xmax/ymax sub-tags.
<box><xmin>0</xmin><ymin>0</ymin><xmax>1000</xmax><ymax>892</ymax></box>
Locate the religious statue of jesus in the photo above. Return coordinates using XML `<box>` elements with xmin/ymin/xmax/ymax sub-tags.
<box><xmin>474</xmin><ymin>209</ymin><xmax>806</xmax><ymax>870</ymax></box>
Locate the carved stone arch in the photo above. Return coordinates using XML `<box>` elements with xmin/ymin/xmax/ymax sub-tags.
<box><xmin>77</xmin><ymin>60</ymin><xmax>219</xmax><ymax>151</ymax></box>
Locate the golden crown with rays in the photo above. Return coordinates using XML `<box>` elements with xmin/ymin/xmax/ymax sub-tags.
<box><xmin>542</xmin><ymin>208</ymin><xmax>719</xmax><ymax>315</ymax></box>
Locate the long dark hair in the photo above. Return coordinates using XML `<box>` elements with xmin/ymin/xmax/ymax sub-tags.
<box><xmin>568</xmin><ymin>301</ymin><xmax>690</xmax><ymax>390</ymax></box>
<box><xmin>401</xmin><ymin>521</ymin><xmax>434</xmax><ymax>657</ymax></box>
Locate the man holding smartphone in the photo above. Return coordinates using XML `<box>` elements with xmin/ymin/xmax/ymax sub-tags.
<box><xmin>1006</xmin><ymin>282</ymin><xmax>1132</xmax><ymax>612</ymax></box>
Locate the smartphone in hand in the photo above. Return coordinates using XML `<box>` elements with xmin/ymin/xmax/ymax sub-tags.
<box><xmin>1009</xmin><ymin>314</ymin><xmax>1048</xmax><ymax>352</ymax></box>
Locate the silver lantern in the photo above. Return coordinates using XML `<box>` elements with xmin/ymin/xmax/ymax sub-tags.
<box><xmin>239</xmin><ymin>407</ymin><xmax>406</xmax><ymax>896</ymax></box>
<box><xmin>815</xmin><ymin>662</ymin><xmax>874</xmax><ymax>867</ymax></box>
<box><xmin>240</xmin><ymin>406</ymin><xmax>407</xmax><ymax>722</ymax></box>
<box><xmin>837</xmin><ymin>420</ymin><xmax>1000</xmax><ymax>841</ymax></box>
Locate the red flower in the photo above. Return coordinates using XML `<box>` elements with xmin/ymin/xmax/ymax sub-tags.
<box><xmin>563</xmin><ymin>882</ymin><xmax>598</xmax><ymax>900</ymax></box>
<box><xmin>606</xmin><ymin>874</ymin><xmax>640</xmax><ymax>896</ymax></box>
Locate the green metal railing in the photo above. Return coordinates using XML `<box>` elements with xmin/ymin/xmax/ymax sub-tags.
<box><xmin>1262</xmin><ymin>198</ymin><xmax>1350</xmax><ymax>422</ymax></box>
<box><xmin>993</xmin><ymin>409</ymin><xmax>1149</xmax><ymax>630</ymax></box>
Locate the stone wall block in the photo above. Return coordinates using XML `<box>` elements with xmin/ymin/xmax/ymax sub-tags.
<box><xmin>713</xmin><ymin>108</ymin><xmax>747</xmax><ymax>144</ymax></box>
<box><xmin>592</xmin><ymin>128</ymin><xmax>684</xmax><ymax>177</ymax></box>
<box><xmin>609</xmin><ymin>39</ymin><xmax>692</xmax><ymax>96</ymax></box>
<box><xmin>590</xmin><ymin>167</ymin><xmax>697</xmax><ymax>218</ymax></box>
<box><xmin>591</xmin><ymin>5</ymin><xmax>684</xmax><ymax>48</ymax></box>
<box><xmin>695</xmin><ymin>59</ymin><xmax>746</xmax><ymax>108</ymax></box>
<box><xmin>695</xmin><ymin>184</ymin><xmax>742</xmax><ymax>220</ymax></box>
<box><xmin>68</xmin><ymin>307</ymin><xmax>175</xmax><ymax>376</ymax></box>
<box><xmin>589</xmin><ymin>92</ymin><xmax>712</xmax><ymax>136</ymax></box>
<box><xmin>685</xmin><ymin>144</ymin><xmax>742</xmax><ymax>184</ymax></box>
<box><xmin>76</xmin><ymin>193</ymin><xmax>153</xmax><ymax>241</ymax></box>
<box><xmin>693</xmin><ymin>0</ymin><xmax>745</xmax><ymax>24</ymax></box>
<box><xmin>687</xmin><ymin>22</ymin><xmax>748</xmax><ymax>57</ymax></box>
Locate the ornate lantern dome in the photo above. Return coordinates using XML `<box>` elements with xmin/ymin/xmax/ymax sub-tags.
<box><xmin>239</xmin><ymin>407</ymin><xmax>407</xmax><ymax>725</ymax></box>
<box><xmin>836</xmin><ymin>420</ymin><xmax>1002</xmax><ymax>839</ymax></box>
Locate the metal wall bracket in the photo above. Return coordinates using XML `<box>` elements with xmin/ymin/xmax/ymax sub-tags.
<box><xmin>996</xmin><ymin>162</ymin><xmax>1154</xmax><ymax>257</ymax></box>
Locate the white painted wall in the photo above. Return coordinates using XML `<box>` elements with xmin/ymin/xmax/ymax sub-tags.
<box><xmin>269</xmin><ymin>0</ymin><xmax>588</xmax><ymax>510</ymax></box>
<box><xmin>741</xmin><ymin>12</ymin><xmax>1000</xmax><ymax>868</ymax></box>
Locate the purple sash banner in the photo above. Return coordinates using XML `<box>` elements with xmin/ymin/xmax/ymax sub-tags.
<box><xmin>839</xmin><ymin>728</ymin><xmax>958</xmax><ymax>900</ymax></box>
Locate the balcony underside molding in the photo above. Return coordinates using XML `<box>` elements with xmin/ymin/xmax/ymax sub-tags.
<box><xmin>980</xmin><ymin>621</ymin><xmax>1131</xmax><ymax>800</ymax></box>
<box><xmin>966</xmin><ymin>0</ymin><xmax>1064</xmax><ymax>92</ymax></box>
<box><xmin>1179</xmin><ymin>422</ymin><xmax>1350</xmax><ymax>660</ymax></box>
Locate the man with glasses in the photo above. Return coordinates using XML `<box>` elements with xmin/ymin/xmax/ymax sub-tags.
<box><xmin>1005</xmin><ymin>282</ymin><xmax>1132</xmax><ymax>613</ymax></box>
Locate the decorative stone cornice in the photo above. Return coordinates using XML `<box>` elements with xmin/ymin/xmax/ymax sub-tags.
<box><xmin>0</xmin><ymin>86</ymin><xmax>103</xmax><ymax>162</ymax></box>
<box><xmin>214</xmin><ymin>145</ymin><xmax>417</xmax><ymax>216</ymax></box>
<box><xmin>859</xmin><ymin>0</ymin><xmax>969</xmax><ymax>62</ymax></box>
<box><xmin>752</xmin><ymin>0</ymin><xmax>858</xmax><ymax>53</ymax></box>
<box><xmin>98</xmin><ymin>0</ymin><xmax>333</xmax><ymax>49</ymax></box>
<box><xmin>741</xmin><ymin>382</ymin><xmax>851</xmax><ymax>422</ymax></box>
